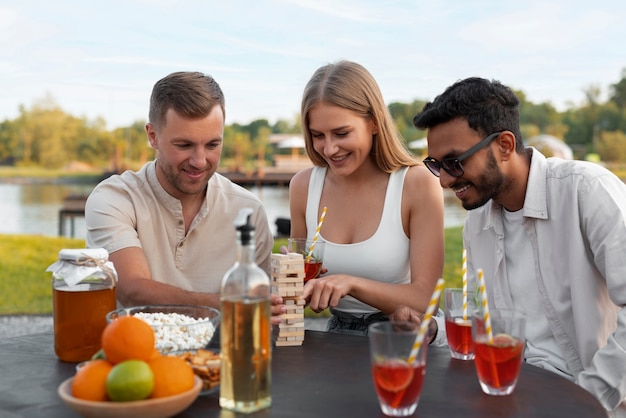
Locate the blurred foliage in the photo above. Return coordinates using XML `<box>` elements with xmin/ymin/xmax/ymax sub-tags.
<box><xmin>597</xmin><ymin>130</ymin><xmax>626</xmax><ymax>162</ymax></box>
<box><xmin>1</xmin><ymin>68</ymin><xmax>626</xmax><ymax>170</ymax></box>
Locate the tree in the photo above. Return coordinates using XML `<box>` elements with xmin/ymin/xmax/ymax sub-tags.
<box><xmin>272</xmin><ymin>116</ymin><xmax>301</xmax><ymax>134</ymax></box>
<box><xmin>388</xmin><ymin>99</ymin><xmax>428</xmax><ymax>142</ymax></box>
<box><xmin>596</xmin><ymin>130</ymin><xmax>626</xmax><ymax>162</ymax></box>
<box><xmin>111</xmin><ymin>121</ymin><xmax>152</xmax><ymax>169</ymax></box>
<box><xmin>0</xmin><ymin>119</ymin><xmax>19</xmax><ymax>163</ymax></box>
<box><xmin>517</xmin><ymin>91</ymin><xmax>561</xmax><ymax>133</ymax></box>
<box><xmin>610</xmin><ymin>68</ymin><xmax>626</xmax><ymax>110</ymax></box>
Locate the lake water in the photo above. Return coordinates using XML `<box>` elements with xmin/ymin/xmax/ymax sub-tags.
<box><xmin>0</xmin><ymin>182</ymin><xmax>466</xmax><ymax>240</ymax></box>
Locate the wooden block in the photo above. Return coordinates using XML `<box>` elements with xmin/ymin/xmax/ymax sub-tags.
<box><xmin>271</xmin><ymin>252</ymin><xmax>304</xmax><ymax>262</ymax></box>
<box><xmin>283</xmin><ymin>305</ymin><xmax>304</xmax><ymax>314</ymax></box>
<box><xmin>272</xmin><ymin>271</ymin><xmax>304</xmax><ymax>285</ymax></box>
<box><xmin>281</xmin><ymin>296</ymin><xmax>306</xmax><ymax>306</ymax></box>
<box><xmin>280</xmin><ymin>313</ymin><xmax>304</xmax><ymax>320</ymax></box>
<box><xmin>272</xmin><ymin>287</ymin><xmax>304</xmax><ymax>297</ymax></box>
<box><xmin>275</xmin><ymin>323</ymin><xmax>305</xmax><ymax>330</ymax></box>
<box><xmin>278</xmin><ymin>330</ymin><xmax>304</xmax><ymax>338</ymax></box>
<box><xmin>275</xmin><ymin>339</ymin><xmax>304</xmax><ymax>346</ymax></box>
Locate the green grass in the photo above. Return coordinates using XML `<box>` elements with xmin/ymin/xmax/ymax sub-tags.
<box><xmin>0</xmin><ymin>227</ymin><xmax>463</xmax><ymax>315</ymax></box>
<box><xmin>0</xmin><ymin>235</ymin><xmax>85</xmax><ymax>314</ymax></box>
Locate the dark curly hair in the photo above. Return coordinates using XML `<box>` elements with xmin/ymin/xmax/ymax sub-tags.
<box><xmin>413</xmin><ymin>77</ymin><xmax>524</xmax><ymax>153</ymax></box>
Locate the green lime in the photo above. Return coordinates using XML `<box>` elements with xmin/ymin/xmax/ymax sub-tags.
<box><xmin>106</xmin><ymin>360</ymin><xmax>154</xmax><ymax>401</ymax></box>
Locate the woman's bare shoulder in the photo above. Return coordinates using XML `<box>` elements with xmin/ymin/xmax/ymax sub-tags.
<box><xmin>404</xmin><ymin>164</ymin><xmax>439</xmax><ymax>189</ymax></box>
<box><xmin>289</xmin><ymin>167</ymin><xmax>314</xmax><ymax>191</ymax></box>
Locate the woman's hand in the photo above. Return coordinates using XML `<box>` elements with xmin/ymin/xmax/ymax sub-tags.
<box><xmin>302</xmin><ymin>275</ymin><xmax>351</xmax><ymax>313</ymax></box>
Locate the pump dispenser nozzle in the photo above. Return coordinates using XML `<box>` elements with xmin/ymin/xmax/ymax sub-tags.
<box><xmin>234</xmin><ymin>208</ymin><xmax>255</xmax><ymax>245</ymax></box>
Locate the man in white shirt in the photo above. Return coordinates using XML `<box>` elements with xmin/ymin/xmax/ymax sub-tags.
<box><xmin>399</xmin><ymin>77</ymin><xmax>626</xmax><ymax>417</ymax></box>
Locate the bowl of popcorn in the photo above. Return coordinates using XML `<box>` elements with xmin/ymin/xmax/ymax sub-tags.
<box><xmin>106</xmin><ymin>305</ymin><xmax>220</xmax><ymax>354</ymax></box>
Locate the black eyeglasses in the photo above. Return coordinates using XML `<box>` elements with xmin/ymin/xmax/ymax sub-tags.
<box><xmin>423</xmin><ymin>131</ymin><xmax>502</xmax><ymax>177</ymax></box>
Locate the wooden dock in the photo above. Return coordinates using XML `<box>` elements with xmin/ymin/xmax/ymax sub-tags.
<box><xmin>219</xmin><ymin>170</ymin><xmax>296</xmax><ymax>187</ymax></box>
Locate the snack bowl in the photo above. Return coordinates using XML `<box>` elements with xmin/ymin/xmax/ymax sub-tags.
<box><xmin>58</xmin><ymin>375</ymin><xmax>202</xmax><ymax>418</ymax></box>
<box><xmin>170</xmin><ymin>348</ymin><xmax>221</xmax><ymax>395</ymax></box>
<box><xmin>106</xmin><ymin>305</ymin><xmax>220</xmax><ymax>354</ymax></box>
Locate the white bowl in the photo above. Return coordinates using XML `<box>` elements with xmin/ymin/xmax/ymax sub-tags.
<box><xmin>106</xmin><ymin>305</ymin><xmax>220</xmax><ymax>354</ymax></box>
<box><xmin>58</xmin><ymin>375</ymin><xmax>202</xmax><ymax>418</ymax></box>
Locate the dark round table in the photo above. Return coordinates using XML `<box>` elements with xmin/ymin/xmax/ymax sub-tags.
<box><xmin>0</xmin><ymin>330</ymin><xmax>606</xmax><ymax>417</ymax></box>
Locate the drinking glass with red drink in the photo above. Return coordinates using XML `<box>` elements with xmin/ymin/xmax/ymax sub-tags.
<box><xmin>444</xmin><ymin>288</ymin><xmax>476</xmax><ymax>360</ymax></box>
<box><xmin>471</xmin><ymin>309</ymin><xmax>526</xmax><ymax>396</ymax></box>
<box><xmin>368</xmin><ymin>321</ymin><xmax>429</xmax><ymax>417</ymax></box>
<box><xmin>287</xmin><ymin>238</ymin><xmax>325</xmax><ymax>282</ymax></box>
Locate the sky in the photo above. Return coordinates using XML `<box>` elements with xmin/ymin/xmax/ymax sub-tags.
<box><xmin>1</xmin><ymin>0</ymin><xmax>625</xmax><ymax>130</ymax></box>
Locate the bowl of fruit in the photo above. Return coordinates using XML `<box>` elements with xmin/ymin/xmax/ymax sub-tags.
<box><xmin>58</xmin><ymin>315</ymin><xmax>202</xmax><ymax>418</ymax></box>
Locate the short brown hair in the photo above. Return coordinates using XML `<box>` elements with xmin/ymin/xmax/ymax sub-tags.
<box><xmin>148</xmin><ymin>71</ymin><xmax>225</xmax><ymax>130</ymax></box>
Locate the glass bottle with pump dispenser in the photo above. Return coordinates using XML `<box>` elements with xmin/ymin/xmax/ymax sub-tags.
<box><xmin>219</xmin><ymin>208</ymin><xmax>272</xmax><ymax>413</ymax></box>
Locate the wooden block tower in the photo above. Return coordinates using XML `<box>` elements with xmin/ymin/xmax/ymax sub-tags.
<box><xmin>271</xmin><ymin>252</ymin><xmax>306</xmax><ymax>346</ymax></box>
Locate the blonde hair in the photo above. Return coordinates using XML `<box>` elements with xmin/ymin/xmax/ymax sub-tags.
<box><xmin>301</xmin><ymin>61</ymin><xmax>416</xmax><ymax>172</ymax></box>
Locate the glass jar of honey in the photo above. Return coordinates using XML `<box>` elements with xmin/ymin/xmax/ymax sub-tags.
<box><xmin>47</xmin><ymin>248</ymin><xmax>117</xmax><ymax>362</ymax></box>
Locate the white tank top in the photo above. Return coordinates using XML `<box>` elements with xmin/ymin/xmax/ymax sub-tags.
<box><xmin>306</xmin><ymin>166</ymin><xmax>410</xmax><ymax>314</ymax></box>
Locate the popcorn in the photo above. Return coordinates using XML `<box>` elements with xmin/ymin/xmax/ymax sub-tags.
<box><xmin>133</xmin><ymin>312</ymin><xmax>216</xmax><ymax>353</ymax></box>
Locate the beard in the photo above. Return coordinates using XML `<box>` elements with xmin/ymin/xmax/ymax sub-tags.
<box><xmin>459</xmin><ymin>149</ymin><xmax>509</xmax><ymax>211</ymax></box>
<box><xmin>157</xmin><ymin>159</ymin><xmax>215</xmax><ymax>196</ymax></box>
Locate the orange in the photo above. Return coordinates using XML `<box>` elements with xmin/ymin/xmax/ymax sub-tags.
<box><xmin>149</xmin><ymin>355</ymin><xmax>195</xmax><ymax>398</ymax></box>
<box><xmin>150</xmin><ymin>348</ymin><xmax>162</xmax><ymax>360</ymax></box>
<box><xmin>101</xmin><ymin>315</ymin><xmax>155</xmax><ymax>364</ymax></box>
<box><xmin>373</xmin><ymin>359</ymin><xmax>414</xmax><ymax>392</ymax></box>
<box><xmin>71</xmin><ymin>359</ymin><xmax>113</xmax><ymax>401</ymax></box>
<box><xmin>493</xmin><ymin>333</ymin><xmax>517</xmax><ymax>347</ymax></box>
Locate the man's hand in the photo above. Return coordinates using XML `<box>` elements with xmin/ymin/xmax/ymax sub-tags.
<box><xmin>390</xmin><ymin>305</ymin><xmax>424</xmax><ymax>324</ymax></box>
<box><xmin>390</xmin><ymin>305</ymin><xmax>438</xmax><ymax>344</ymax></box>
<box><xmin>271</xmin><ymin>294</ymin><xmax>286</xmax><ymax>325</ymax></box>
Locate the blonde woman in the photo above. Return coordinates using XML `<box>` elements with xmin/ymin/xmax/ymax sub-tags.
<box><xmin>289</xmin><ymin>61</ymin><xmax>444</xmax><ymax>337</ymax></box>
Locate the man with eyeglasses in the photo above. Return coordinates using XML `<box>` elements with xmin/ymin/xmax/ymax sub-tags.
<box><xmin>393</xmin><ymin>77</ymin><xmax>626</xmax><ymax>417</ymax></box>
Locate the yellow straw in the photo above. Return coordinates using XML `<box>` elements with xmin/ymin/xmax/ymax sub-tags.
<box><xmin>462</xmin><ymin>249</ymin><xmax>468</xmax><ymax>320</ymax></box>
<box><xmin>407</xmin><ymin>278</ymin><xmax>444</xmax><ymax>363</ymax></box>
<box><xmin>306</xmin><ymin>206</ymin><xmax>327</xmax><ymax>262</ymax></box>
<box><xmin>477</xmin><ymin>268</ymin><xmax>493</xmax><ymax>343</ymax></box>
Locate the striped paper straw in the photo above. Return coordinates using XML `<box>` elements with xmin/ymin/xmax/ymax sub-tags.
<box><xmin>408</xmin><ymin>278</ymin><xmax>445</xmax><ymax>363</ymax></box>
<box><xmin>306</xmin><ymin>206</ymin><xmax>327</xmax><ymax>262</ymax></box>
<box><xmin>462</xmin><ymin>249</ymin><xmax>468</xmax><ymax>320</ymax></box>
<box><xmin>477</xmin><ymin>268</ymin><xmax>493</xmax><ymax>343</ymax></box>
